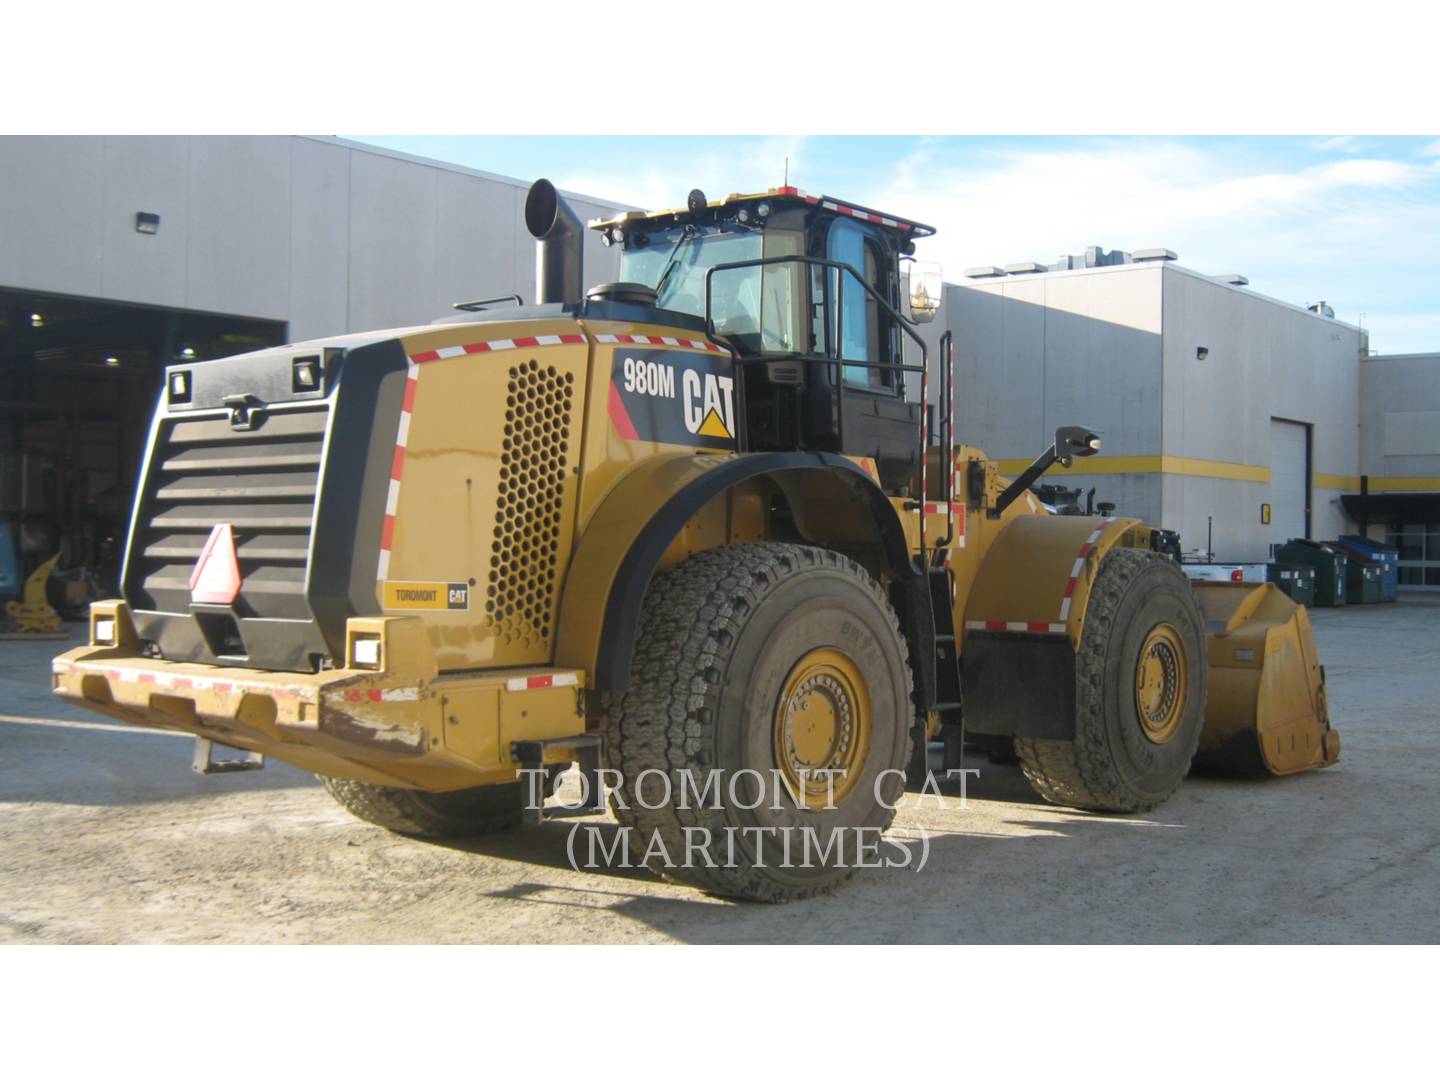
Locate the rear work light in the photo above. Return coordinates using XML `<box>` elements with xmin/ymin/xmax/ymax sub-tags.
<box><xmin>169</xmin><ymin>370</ymin><xmax>191</xmax><ymax>404</ymax></box>
<box><xmin>93</xmin><ymin>617</ymin><xmax>116</xmax><ymax>645</ymax></box>
<box><xmin>351</xmin><ymin>636</ymin><xmax>382</xmax><ymax>669</ymax></box>
<box><xmin>292</xmin><ymin>355</ymin><xmax>321</xmax><ymax>392</ymax></box>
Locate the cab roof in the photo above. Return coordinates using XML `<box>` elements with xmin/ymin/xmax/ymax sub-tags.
<box><xmin>587</xmin><ymin>186</ymin><xmax>936</xmax><ymax>239</ymax></box>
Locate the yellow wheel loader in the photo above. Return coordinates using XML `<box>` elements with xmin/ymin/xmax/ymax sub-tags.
<box><xmin>53</xmin><ymin>179</ymin><xmax>1339</xmax><ymax>901</ymax></box>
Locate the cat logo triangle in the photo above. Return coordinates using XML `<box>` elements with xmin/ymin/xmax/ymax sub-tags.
<box><xmin>697</xmin><ymin>408</ymin><xmax>731</xmax><ymax>439</ymax></box>
<box><xmin>189</xmin><ymin>523</ymin><xmax>242</xmax><ymax>605</ymax></box>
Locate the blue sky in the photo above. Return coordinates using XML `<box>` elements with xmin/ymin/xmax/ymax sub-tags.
<box><xmin>354</xmin><ymin>136</ymin><xmax>1440</xmax><ymax>354</ymax></box>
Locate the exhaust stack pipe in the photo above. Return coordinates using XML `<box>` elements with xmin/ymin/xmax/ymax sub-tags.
<box><xmin>525</xmin><ymin>178</ymin><xmax>584</xmax><ymax>305</ymax></box>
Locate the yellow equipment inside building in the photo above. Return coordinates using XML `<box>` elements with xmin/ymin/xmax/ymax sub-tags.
<box><xmin>5</xmin><ymin>552</ymin><xmax>63</xmax><ymax>636</ymax></box>
<box><xmin>53</xmin><ymin>179</ymin><xmax>1339</xmax><ymax>901</ymax></box>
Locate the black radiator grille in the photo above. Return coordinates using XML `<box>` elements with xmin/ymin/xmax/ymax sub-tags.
<box><xmin>129</xmin><ymin>406</ymin><xmax>329</xmax><ymax>621</ymax></box>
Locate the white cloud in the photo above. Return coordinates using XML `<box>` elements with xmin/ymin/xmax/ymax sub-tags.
<box><xmin>553</xmin><ymin>136</ymin><xmax>1440</xmax><ymax>353</ymax></box>
<box><xmin>556</xmin><ymin>136</ymin><xmax>808</xmax><ymax>213</ymax></box>
<box><xmin>845</xmin><ymin>140</ymin><xmax>1440</xmax><ymax>353</ymax></box>
<box><xmin>1313</xmin><ymin>135</ymin><xmax>1361</xmax><ymax>152</ymax></box>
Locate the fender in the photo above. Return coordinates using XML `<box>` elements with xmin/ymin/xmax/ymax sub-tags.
<box><xmin>960</xmin><ymin>514</ymin><xmax>1142</xmax><ymax>739</ymax></box>
<box><xmin>555</xmin><ymin>451</ymin><xmax>913</xmax><ymax>692</ymax></box>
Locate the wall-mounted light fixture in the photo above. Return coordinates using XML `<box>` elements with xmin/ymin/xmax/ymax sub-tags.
<box><xmin>1196</xmin><ymin>346</ymin><xmax>1209</xmax><ymax>361</ymax></box>
<box><xmin>135</xmin><ymin>212</ymin><xmax>160</xmax><ymax>235</ymax></box>
<box><xmin>104</xmin><ymin>356</ymin><xmax>121</xmax><ymax>367</ymax></box>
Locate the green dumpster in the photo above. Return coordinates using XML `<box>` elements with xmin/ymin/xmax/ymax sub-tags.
<box><xmin>1345</xmin><ymin>558</ymin><xmax>1383</xmax><ymax>605</ymax></box>
<box><xmin>1275</xmin><ymin>539</ymin><xmax>1348</xmax><ymax>607</ymax></box>
<box><xmin>1266</xmin><ymin>562</ymin><xmax>1316</xmax><ymax>607</ymax></box>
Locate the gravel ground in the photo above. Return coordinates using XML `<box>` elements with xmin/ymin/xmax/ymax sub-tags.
<box><xmin>3</xmin><ymin>595</ymin><xmax>1437</xmax><ymax>944</ymax></box>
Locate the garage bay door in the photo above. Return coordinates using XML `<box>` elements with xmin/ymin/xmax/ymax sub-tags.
<box><xmin>1269</xmin><ymin>418</ymin><xmax>1310</xmax><ymax>553</ymax></box>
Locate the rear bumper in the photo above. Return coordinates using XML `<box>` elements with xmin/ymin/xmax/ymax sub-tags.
<box><xmin>54</xmin><ymin>601</ymin><xmax>589</xmax><ymax>792</ymax></box>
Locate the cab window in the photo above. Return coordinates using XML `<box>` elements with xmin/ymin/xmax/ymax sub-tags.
<box><xmin>825</xmin><ymin>218</ymin><xmax>890</xmax><ymax>389</ymax></box>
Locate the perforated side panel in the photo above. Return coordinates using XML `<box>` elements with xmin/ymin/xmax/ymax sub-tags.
<box><xmin>486</xmin><ymin>358</ymin><xmax>575</xmax><ymax>649</ymax></box>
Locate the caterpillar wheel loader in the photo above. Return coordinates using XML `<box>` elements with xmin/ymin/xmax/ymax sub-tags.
<box><xmin>53</xmin><ymin>178</ymin><xmax>1340</xmax><ymax>902</ymax></box>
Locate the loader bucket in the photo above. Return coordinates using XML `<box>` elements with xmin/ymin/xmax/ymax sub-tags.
<box><xmin>1190</xmin><ymin>582</ymin><xmax>1341</xmax><ymax>775</ymax></box>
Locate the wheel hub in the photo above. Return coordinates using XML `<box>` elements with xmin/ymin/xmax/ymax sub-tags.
<box><xmin>774</xmin><ymin>648</ymin><xmax>872</xmax><ymax>808</ymax></box>
<box><xmin>1135</xmin><ymin>623</ymin><xmax>1187</xmax><ymax>744</ymax></box>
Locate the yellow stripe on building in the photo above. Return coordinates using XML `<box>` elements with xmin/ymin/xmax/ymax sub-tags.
<box><xmin>994</xmin><ymin>454</ymin><xmax>1269</xmax><ymax>483</ymax></box>
<box><xmin>1314</xmin><ymin>473</ymin><xmax>1361</xmax><ymax>491</ymax></box>
<box><xmin>992</xmin><ymin>460</ymin><xmax>1437</xmax><ymax>493</ymax></box>
<box><xmin>1369</xmin><ymin>476</ymin><xmax>1440</xmax><ymax>493</ymax></box>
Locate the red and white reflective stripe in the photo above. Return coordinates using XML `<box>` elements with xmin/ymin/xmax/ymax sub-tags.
<box><xmin>408</xmin><ymin>334</ymin><xmax>586</xmax><ymax>364</ymax></box>
<box><xmin>952</xmin><ymin>464</ymin><xmax>967</xmax><ymax>548</ymax></box>
<box><xmin>918</xmin><ymin>362</ymin><xmax>928</xmax><ymax>551</ymax></box>
<box><xmin>965</xmin><ymin>620</ymin><xmax>1068</xmax><ymax>635</ymax></box>
<box><xmin>376</xmin><ymin>362</ymin><xmax>419</xmax><ymax>580</ymax></box>
<box><xmin>72</xmin><ymin>663</ymin><xmax>293</xmax><ymax>700</ymax></box>
<box><xmin>1058</xmin><ymin>518</ymin><xmax>1116</xmax><ymax>623</ymax></box>
<box><xmin>333</xmin><ymin>687</ymin><xmax>421</xmax><ymax>704</ymax></box>
<box><xmin>505</xmin><ymin>672</ymin><xmax>580</xmax><ymax>692</ymax></box>
<box><xmin>805</xmin><ymin>195</ymin><xmax>912</xmax><ymax>232</ymax></box>
<box><xmin>922</xmin><ymin>501</ymin><xmax>965</xmax><ymax>515</ymax></box>
<box><xmin>591</xmin><ymin>333</ymin><xmax>725</xmax><ymax>353</ymax></box>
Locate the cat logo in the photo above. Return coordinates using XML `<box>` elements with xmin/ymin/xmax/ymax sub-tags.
<box><xmin>681</xmin><ymin>368</ymin><xmax>735</xmax><ymax>440</ymax></box>
<box><xmin>610</xmin><ymin>348</ymin><xmax>737</xmax><ymax>448</ymax></box>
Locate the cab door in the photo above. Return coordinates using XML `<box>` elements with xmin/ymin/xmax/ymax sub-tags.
<box><xmin>826</xmin><ymin>217</ymin><xmax>894</xmax><ymax>390</ymax></box>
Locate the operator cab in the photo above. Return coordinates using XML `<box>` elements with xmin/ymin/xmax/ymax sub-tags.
<box><xmin>590</xmin><ymin>187</ymin><xmax>942</xmax><ymax>491</ymax></box>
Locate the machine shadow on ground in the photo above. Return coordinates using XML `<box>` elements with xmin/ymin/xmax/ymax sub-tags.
<box><xmin>431</xmin><ymin>803</ymin><xmax>1195</xmax><ymax>945</ymax></box>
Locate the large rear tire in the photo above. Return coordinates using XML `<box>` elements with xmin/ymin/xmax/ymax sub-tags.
<box><xmin>1015</xmin><ymin>548</ymin><xmax>1207</xmax><ymax>812</ymax></box>
<box><xmin>597</xmin><ymin>543</ymin><xmax>916</xmax><ymax>902</ymax></box>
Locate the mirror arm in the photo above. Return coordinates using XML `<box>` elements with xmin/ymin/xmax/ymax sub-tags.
<box><xmin>991</xmin><ymin>425</ymin><xmax>1101</xmax><ymax>518</ymax></box>
<box><xmin>992</xmin><ymin>446</ymin><xmax>1059</xmax><ymax>518</ymax></box>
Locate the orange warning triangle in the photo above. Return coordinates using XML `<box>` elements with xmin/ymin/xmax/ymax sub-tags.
<box><xmin>697</xmin><ymin>408</ymin><xmax>731</xmax><ymax>439</ymax></box>
<box><xmin>189</xmin><ymin>523</ymin><xmax>242</xmax><ymax>605</ymax></box>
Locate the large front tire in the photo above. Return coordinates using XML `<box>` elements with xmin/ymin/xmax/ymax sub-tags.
<box><xmin>597</xmin><ymin>543</ymin><xmax>916</xmax><ymax>902</ymax></box>
<box><xmin>1015</xmin><ymin>548</ymin><xmax>1207</xmax><ymax>812</ymax></box>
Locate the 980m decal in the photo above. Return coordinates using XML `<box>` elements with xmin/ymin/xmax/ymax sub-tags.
<box><xmin>608</xmin><ymin>349</ymin><xmax>736</xmax><ymax>447</ymax></box>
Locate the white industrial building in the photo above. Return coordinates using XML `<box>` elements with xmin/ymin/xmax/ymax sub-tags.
<box><xmin>1355</xmin><ymin>352</ymin><xmax>1440</xmax><ymax>587</ymax></box>
<box><xmin>943</xmin><ymin>251</ymin><xmax>1365</xmax><ymax>563</ymax></box>
<box><xmin>0</xmin><ymin>136</ymin><xmax>625</xmax><ymax>593</ymax></box>
<box><xmin>2</xmin><ymin>136</ymin><xmax>1437</xmax><ymax>593</ymax></box>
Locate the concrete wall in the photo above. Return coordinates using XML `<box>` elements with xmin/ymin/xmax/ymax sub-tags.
<box><xmin>1360</xmin><ymin>353</ymin><xmax>1440</xmax><ymax>483</ymax></box>
<box><xmin>947</xmin><ymin>266</ymin><xmax>1166</xmax><ymax>527</ymax></box>
<box><xmin>0</xmin><ymin>136</ymin><xmax>624</xmax><ymax>344</ymax></box>
<box><xmin>945</xmin><ymin>262</ymin><xmax>1365</xmax><ymax>561</ymax></box>
<box><xmin>1161</xmin><ymin>266</ymin><xmax>1364</xmax><ymax>558</ymax></box>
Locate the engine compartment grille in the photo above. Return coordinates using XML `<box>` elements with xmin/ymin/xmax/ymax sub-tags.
<box><xmin>129</xmin><ymin>405</ymin><xmax>329</xmax><ymax>622</ymax></box>
<box><xmin>485</xmin><ymin>359</ymin><xmax>575</xmax><ymax>649</ymax></box>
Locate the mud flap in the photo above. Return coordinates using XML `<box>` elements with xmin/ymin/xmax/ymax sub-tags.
<box><xmin>1191</xmin><ymin>582</ymin><xmax>1341</xmax><ymax>775</ymax></box>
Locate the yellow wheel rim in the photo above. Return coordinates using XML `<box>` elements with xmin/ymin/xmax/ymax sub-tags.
<box><xmin>773</xmin><ymin>647</ymin><xmax>873</xmax><ymax>809</ymax></box>
<box><xmin>1134</xmin><ymin>622</ymin><xmax>1187</xmax><ymax>744</ymax></box>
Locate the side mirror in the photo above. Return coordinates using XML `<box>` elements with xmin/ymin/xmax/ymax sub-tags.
<box><xmin>1055</xmin><ymin>425</ymin><xmax>1102</xmax><ymax>465</ymax></box>
<box><xmin>904</xmin><ymin>260</ymin><xmax>943</xmax><ymax>323</ymax></box>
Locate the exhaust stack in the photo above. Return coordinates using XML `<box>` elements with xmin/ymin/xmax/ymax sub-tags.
<box><xmin>525</xmin><ymin>178</ymin><xmax>584</xmax><ymax>305</ymax></box>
